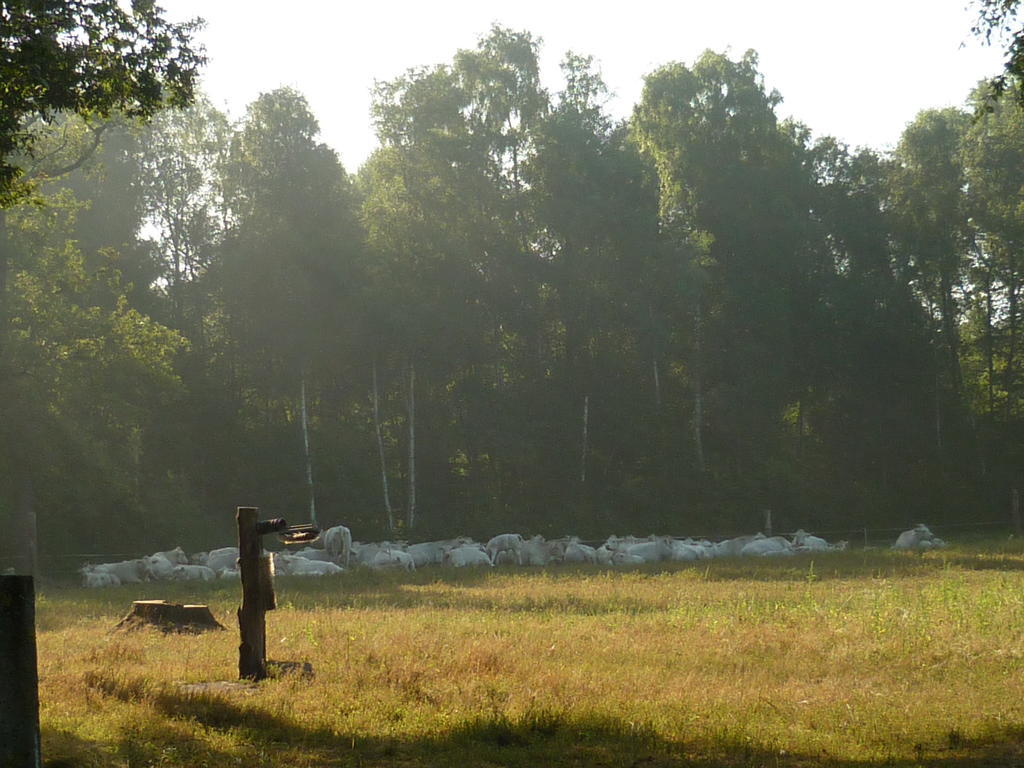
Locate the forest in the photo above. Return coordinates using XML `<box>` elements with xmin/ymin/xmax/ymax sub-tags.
<box><xmin>1</xmin><ymin>26</ymin><xmax>1022</xmax><ymax>566</ymax></box>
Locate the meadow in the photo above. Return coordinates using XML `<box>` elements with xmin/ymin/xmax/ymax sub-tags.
<box><xmin>35</xmin><ymin>540</ymin><xmax>1024</xmax><ymax>767</ymax></box>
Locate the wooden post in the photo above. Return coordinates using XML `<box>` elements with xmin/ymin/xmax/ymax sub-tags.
<box><xmin>0</xmin><ymin>575</ymin><xmax>42</xmax><ymax>768</ymax></box>
<box><xmin>1012</xmin><ymin>488</ymin><xmax>1022</xmax><ymax>537</ymax></box>
<box><xmin>763</xmin><ymin>509</ymin><xmax>773</xmax><ymax>537</ymax></box>
<box><xmin>237</xmin><ymin>506</ymin><xmax>267</xmax><ymax>681</ymax></box>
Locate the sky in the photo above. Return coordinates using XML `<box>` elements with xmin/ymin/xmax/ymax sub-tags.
<box><xmin>159</xmin><ymin>0</ymin><xmax>1008</xmax><ymax>172</ymax></box>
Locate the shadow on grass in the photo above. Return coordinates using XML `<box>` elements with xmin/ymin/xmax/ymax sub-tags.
<box><xmin>42</xmin><ymin>671</ymin><xmax>1024</xmax><ymax>768</ymax></box>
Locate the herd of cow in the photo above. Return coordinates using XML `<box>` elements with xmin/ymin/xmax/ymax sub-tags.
<box><xmin>77</xmin><ymin>523</ymin><xmax>947</xmax><ymax>588</ymax></box>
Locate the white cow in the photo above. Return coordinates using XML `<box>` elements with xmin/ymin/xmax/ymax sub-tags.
<box><xmin>444</xmin><ymin>544</ymin><xmax>492</xmax><ymax>568</ymax></box>
<box><xmin>82</xmin><ymin>570</ymin><xmax>121</xmax><ymax>588</ymax></box>
<box><xmin>611</xmin><ymin>551</ymin><xmax>646</xmax><ymax>566</ymax></box>
<box><xmin>169</xmin><ymin>564</ymin><xmax>216</xmax><ymax>581</ymax></box>
<box><xmin>271</xmin><ymin>552</ymin><xmax>295</xmax><ymax>575</ymax></box>
<box><xmin>292</xmin><ymin>547</ymin><xmax>334</xmax><ymax>562</ymax></box>
<box><xmin>352</xmin><ymin>542</ymin><xmax>385</xmax><ymax>567</ymax></box>
<box><xmin>626</xmin><ymin>537</ymin><xmax>673</xmax><ymax>563</ymax></box>
<box><xmin>691</xmin><ymin>539</ymin><xmax>717</xmax><ymax>559</ymax></box>
<box><xmin>493</xmin><ymin>550</ymin><xmax>520</xmax><ymax>565</ymax></box>
<box><xmin>407</xmin><ymin>541</ymin><xmax>449</xmax><ymax>568</ymax></box>
<box><xmin>323</xmin><ymin>525</ymin><xmax>353</xmax><ymax>567</ymax></box>
<box><xmin>740</xmin><ymin>535</ymin><xmax>793</xmax><ymax>557</ymax></box>
<box><xmin>143</xmin><ymin>553</ymin><xmax>177</xmax><ymax>581</ymax></box>
<box><xmin>205</xmin><ymin>547</ymin><xmax>239</xmax><ymax>573</ymax></box>
<box><xmin>519</xmin><ymin>535</ymin><xmax>557</xmax><ymax>566</ymax></box>
<box><xmin>668</xmin><ymin>539</ymin><xmax>702</xmax><ymax>562</ymax></box>
<box><xmin>370</xmin><ymin>548</ymin><xmax>416</xmax><ymax>571</ymax></box>
<box><xmin>892</xmin><ymin>524</ymin><xmax>946</xmax><ymax>551</ymax></box>
<box><xmin>154</xmin><ymin>546</ymin><xmax>188</xmax><ymax>565</ymax></box>
<box><xmin>711</xmin><ymin>535</ymin><xmax>759</xmax><ymax>558</ymax></box>
<box><xmin>189</xmin><ymin>551</ymin><xmax>209</xmax><ymax>566</ymax></box>
<box><xmin>562</xmin><ymin>541</ymin><xmax>598</xmax><ymax>564</ymax></box>
<box><xmin>486</xmin><ymin>533</ymin><xmax>524</xmax><ymax>565</ymax></box>
<box><xmin>84</xmin><ymin>559</ymin><xmax>149</xmax><ymax>584</ymax></box>
<box><xmin>288</xmin><ymin>558</ymin><xmax>344</xmax><ymax>576</ymax></box>
<box><xmin>604</xmin><ymin>535</ymin><xmax>646</xmax><ymax>553</ymax></box>
<box><xmin>792</xmin><ymin>529</ymin><xmax>831</xmax><ymax>552</ymax></box>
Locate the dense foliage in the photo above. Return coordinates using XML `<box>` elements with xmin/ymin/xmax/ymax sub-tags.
<box><xmin>0</xmin><ymin>0</ymin><xmax>204</xmax><ymax>206</ymax></box>
<box><xmin>973</xmin><ymin>0</ymin><xmax>1024</xmax><ymax>103</ymax></box>
<box><xmin>2</xmin><ymin>28</ymin><xmax>1022</xmax><ymax>565</ymax></box>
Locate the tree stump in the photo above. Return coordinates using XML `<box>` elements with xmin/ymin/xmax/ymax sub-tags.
<box><xmin>115</xmin><ymin>600</ymin><xmax>225</xmax><ymax>634</ymax></box>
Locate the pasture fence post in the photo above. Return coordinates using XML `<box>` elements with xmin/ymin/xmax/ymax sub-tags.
<box><xmin>237</xmin><ymin>506</ymin><xmax>280</xmax><ymax>681</ymax></box>
<box><xmin>237</xmin><ymin>507</ymin><xmax>304</xmax><ymax>681</ymax></box>
<box><xmin>0</xmin><ymin>575</ymin><xmax>42</xmax><ymax>768</ymax></box>
<box><xmin>763</xmin><ymin>509</ymin><xmax>773</xmax><ymax>537</ymax></box>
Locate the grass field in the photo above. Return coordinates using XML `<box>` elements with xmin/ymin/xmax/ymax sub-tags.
<box><xmin>33</xmin><ymin>539</ymin><xmax>1024</xmax><ymax>767</ymax></box>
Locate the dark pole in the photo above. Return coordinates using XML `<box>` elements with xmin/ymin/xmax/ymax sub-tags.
<box><xmin>0</xmin><ymin>575</ymin><xmax>42</xmax><ymax>768</ymax></box>
<box><xmin>237</xmin><ymin>506</ymin><xmax>267</xmax><ymax>681</ymax></box>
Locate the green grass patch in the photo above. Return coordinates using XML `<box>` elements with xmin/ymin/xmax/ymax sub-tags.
<box><xmin>34</xmin><ymin>540</ymin><xmax>1024</xmax><ymax>766</ymax></box>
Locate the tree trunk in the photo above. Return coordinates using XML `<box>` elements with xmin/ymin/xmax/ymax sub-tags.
<box><xmin>406</xmin><ymin>358</ymin><xmax>416</xmax><ymax>531</ymax></box>
<box><xmin>653</xmin><ymin>358</ymin><xmax>662</xmax><ymax>411</ymax></box>
<box><xmin>20</xmin><ymin>475</ymin><xmax>36</xmax><ymax>580</ymax></box>
<box><xmin>170</xmin><ymin>232</ymin><xmax>183</xmax><ymax>332</ymax></box>
<box><xmin>300</xmin><ymin>373</ymin><xmax>317</xmax><ymax>528</ymax></box>
<box><xmin>580</xmin><ymin>395</ymin><xmax>589</xmax><ymax>484</ymax></box>
<box><xmin>649</xmin><ymin>305</ymin><xmax>662</xmax><ymax>410</ymax></box>
<box><xmin>372</xmin><ymin>357</ymin><xmax>395</xmax><ymax>533</ymax></box>
<box><xmin>1006</xmin><ymin>252</ymin><xmax>1020</xmax><ymax>418</ymax></box>
<box><xmin>939</xmin><ymin>273</ymin><xmax>963</xmax><ymax>398</ymax></box>
<box><xmin>693</xmin><ymin>298</ymin><xmax>706</xmax><ymax>473</ymax></box>
<box><xmin>0</xmin><ymin>209</ymin><xmax>9</xmax><ymax>377</ymax></box>
<box><xmin>797</xmin><ymin>398</ymin><xmax>805</xmax><ymax>458</ymax></box>
<box><xmin>984</xmin><ymin>269</ymin><xmax>995</xmax><ymax>415</ymax></box>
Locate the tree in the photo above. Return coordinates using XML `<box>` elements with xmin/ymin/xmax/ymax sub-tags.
<box><xmin>214</xmin><ymin>87</ymin><xmax>364</xmax><ymax>527</ymax></box>
<box><xmin>962</xmin><ymin>84</ymin><xmax>1024</xmax><ymax>420</ymax></box>
<box><xmin>633</xmin><ymin>51</ymin><xmax>816</xmax><ymax>493</ymax></box>
<box><xmin>960</xmin><ymin>83</ymin><xmax>1024</xmax><ymax>513</ymax></box>
<box><xmin>801</xmin><ymin>137</ymin><xmax>937</xmax><ymax>523</ymax></box>
<box><xmin>525</xmin><ymin>53</ymin><xmax>665</xmax><ymax>522</ymax></box>
<box><xmin>972</xmin><ymin>0</ymin><xmax>1024</xmax><ymax>104</ymax></box>
<box><xmin>0</xmin><ymin>0</ymin><xmax>204</xmax><ymax>206</ymax></box>
<box><xmin>888</xmin><ymin>109</ymin><xmax>972</xmax><ymax>442</ymax></box>
<box><xmin>136</xmin><ymin>97</ymin><xmax>232</xmax><ymax>336</ymax></box>
<box><xmin>0</xmin><ymin>182</ymin><xmax>188</xmax><ymax>568</ymax></box>
<box><xmin>0</xmin><ymin>0</ymin><xmax>201</xmax><ymax>571</ymax></box>
<box><xmin>364</xmin><ymin>27</ymin><xmax>554</xmax><ymax>533</ymax></box>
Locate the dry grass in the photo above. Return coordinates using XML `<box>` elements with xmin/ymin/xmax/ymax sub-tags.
<box><xmin>34</xmin><ymin>540</ymin><xmax>1024</xmax><ymax>767</ymax></box>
